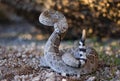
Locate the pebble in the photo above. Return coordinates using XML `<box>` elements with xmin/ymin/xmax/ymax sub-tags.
<box><xmin>32</xmin><ymin>75</ymin><xmax>40</xmax><ymax>81</ymax></box>
<box><xmin>86</xmin><ymin>76</ymin><xmax>96</xmax><ymax>81</ymax></box>
<box><xmin>116</xmin><ymin>70</ymin><xmax>120</xmax><ymax>77</ymax></box>
<box><xmin>46</xmin><ymin>72</ymin><xmax>55</xmax><ymax>81</ymax></box>
<box><xmin>62</xmin><ymin>78</ymin><xmax>67</xmax><ymax>81</ymax></box>
<box><xmin>16</xmin><ymin>53</ymin><xmax>22</xmax><ymax>57</ymax></box>
<box><xmin>22</xmin><ymin>54</ymin><xmax>26</xmax><ymax>58</ymax></box>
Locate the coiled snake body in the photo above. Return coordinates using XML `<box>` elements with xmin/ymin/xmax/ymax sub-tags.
<box><xmin>39</xmin><ymin>10</ymin><xmax>99</xmax><ymax>77</ymax></box>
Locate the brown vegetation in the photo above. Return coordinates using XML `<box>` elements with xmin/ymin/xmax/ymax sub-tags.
<box><xmin>0</xmin><ymin>0</ymin><xmax>119</xmax><ymax>39</ymax></box>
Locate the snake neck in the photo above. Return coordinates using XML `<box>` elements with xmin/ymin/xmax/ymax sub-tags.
<box><xmin>44</xmin><ymin>31</ymin><xmax>65</xmax><ymax>55</ymax></box>
<box><xmin>42</xmin><ymin>10</ymin><xmax>68</xmax><ymax>55</ymax></box>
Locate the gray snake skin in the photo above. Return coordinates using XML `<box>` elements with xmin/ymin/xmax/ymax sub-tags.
<box><xmin>39</xmin><ymin>9</ymin><xmax>99</xmax><ymax>77</ymax></box>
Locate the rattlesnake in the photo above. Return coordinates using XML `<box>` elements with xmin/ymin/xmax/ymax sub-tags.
<box><xmin>39</xmin><ymin>9</ymin><xmax>99</xmax><ymax>77</ymax></box>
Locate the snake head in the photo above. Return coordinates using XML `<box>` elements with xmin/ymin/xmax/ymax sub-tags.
<box><xmin>39</xmin><ymin>9</ymin><xmax>68</xmax><ymax>33</ymax></box>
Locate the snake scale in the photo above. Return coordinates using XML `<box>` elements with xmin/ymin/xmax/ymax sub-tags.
<box><xmin>39</xmin><ymin>9</ymin><xmax>99</xmax><ymax>77</ymax></box>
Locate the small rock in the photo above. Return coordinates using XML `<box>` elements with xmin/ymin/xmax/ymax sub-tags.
<box><xmin>32</xmin><ymin>75</ymin><xmax>40</xmax><ymax>81</ymax></box>
<box><xmin>46</xmin><ymin>72</ymin><xmax>55</xmax><ymax>81</ymax></box>
<box><xmin>62</xmin><ymin>78</ymin><xmax>67</xmax><ymax>81</ymax></box>
<box><xmin>116</xmin><ymin>70</ymin><xmax>120</xmax><ymax>77</ymax></box>
<box><xmin>16</xmin><ymin>53</ymin><xmax>22</xmax><ymax>57</ymax></box>
<box><xmin>22</xmin><ymin>54</ymin><xmax>26</xmax><ymax>58</ymax></box>
<box><xmin>86</xmin><ymin>76</ymin><xmax>96</xmax><ymax>81</ymax></box>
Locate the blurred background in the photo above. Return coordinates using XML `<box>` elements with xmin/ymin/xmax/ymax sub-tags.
<box><xmin>0</xmin><ymin>0</ymin><xmax>119</xmax><ymax>45</ymax></box>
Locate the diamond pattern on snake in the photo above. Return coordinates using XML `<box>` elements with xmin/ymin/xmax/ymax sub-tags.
<box><xmin>39</xmin><ymin>9</ymin><xmax>99</xmax><ymax>77</ymax></box>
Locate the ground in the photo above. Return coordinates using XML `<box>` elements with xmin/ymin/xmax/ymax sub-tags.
<box><xmin>0</xmin><ymin>39</ymin><xmax>120</xmax><ymax>81</ymax></box>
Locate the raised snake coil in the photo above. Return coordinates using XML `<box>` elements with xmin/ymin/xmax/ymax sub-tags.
<box><xmin>39</xmin><ymin>9</ymin><xmax>99</xmax><ymax>77</ymax></box>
